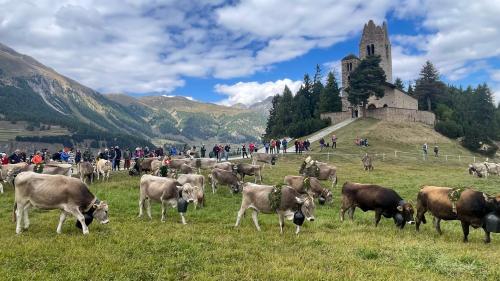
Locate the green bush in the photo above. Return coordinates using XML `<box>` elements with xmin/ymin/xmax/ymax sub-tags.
<box><xmin>435</xmin><ymin>120</ymin><xmax>463</xmax><ymax>139</ymax></box>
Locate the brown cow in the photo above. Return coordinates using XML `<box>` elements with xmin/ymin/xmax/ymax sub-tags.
<box><xmin>340</xmin><ymin>182</ymin><xmax>415</xmax><ymax>228</ymax></box>
<box><xmin>209</xmin><ymin>168</ymin><xmax>241</xmax><ymax>194</ymax></box>
<box><xmin>416</xmin><ymin>186</ymin><xmax>500</xmax><ymax>243</ymax></box>
<box><xmin>235</xmin><ymin>163</ymin><xmax>262</xmax><ymax>183</ymax></box>
<box><xmin>284</xmin><ymin>175</ymin><xmax>332</xmax><ymax>204</ymax></box>
<box><xmin>315</xmin><ymin>161</ymin><xmax>338</xmax><ymax>188</ymax></box>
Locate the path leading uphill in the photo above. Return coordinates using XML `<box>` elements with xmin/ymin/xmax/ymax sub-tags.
<box><xmin>256</xmin><ymin>118</ymin><xmax>357</xmax><ymax>154</ymax></box>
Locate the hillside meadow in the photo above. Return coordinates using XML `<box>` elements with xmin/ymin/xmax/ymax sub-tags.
<box><xmin>0</xmin><ymin>150</ymin><xmax>499</xmax><ymax>280</ymax></box>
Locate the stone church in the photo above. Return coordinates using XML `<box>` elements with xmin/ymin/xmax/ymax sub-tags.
<box><xmin>321</xmin><ymin>20</ymin><xmax>435</xmax><ymax>126</ymax></box>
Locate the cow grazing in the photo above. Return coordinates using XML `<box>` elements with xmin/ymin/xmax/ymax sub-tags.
<box><xmin>150</xmin><ymin>159</ymin><xmax>163</xmax><ymax>175</ymax></box>
<box><xmin>235</xmin><ymin>163</ymin><xmax>263</xmax><ymax>183</ymax></box>
<box><xmin>416</xmin><ymin>186</ymin><xmax>500</xmax><ymax>243</ymax></box>
<box><xmin>468</xmin><ymin>163</ymin><xmax>488</xmax><ymax>178</ymax></box>
<box><xmin>284</xmin><ymin>175</ymin><xmax>333</xmax><ymax>204</ymax></box>
<box><xmin>96</xmin><ymin>159</ymin><xmax>112</xmax><ymax>181</ymax></box>
<box><xmin>190</xmin><ymin>158</ymin><xmax>217</xmax><ymax>173</ymax></box>
<box><xmin>176</xmin><ymin>174</ymin><xmax>205</xmax><ymax>209</ymax></box>
<box><xmin>251</xmin><ymin>153</ymin><xmax>277</xmax><ymax>169</ymax></box>
<box><xmin>78</xmin><ymin>161</ymin><xmax>95</xmax><ymax>184</ymax></box>
<box><xmin>13</xmin><ymin>172</ymin><xmax>109</xmax><ymax>235</ymax></box>
<box><xmin>484</xmin><ymin>162</ymin><xmax>500</xmax><ymax>176</ymax></box>
<box><xmin>209</xmin><ymin>168</ymin><xmax>242</xmax><ymax>194</ymax></box>
<box><xmin>214</xmin><ymin>162</ymin><xmax>235</xmax><ymax>172</ymax></box>
<box><xmin>315</xmin><ymin>161</ymin><xmax>338</xmax><ymax>188</ymax></box>
<box><xmin>138</xmin><ymin>175</ymin><xmax>197</xmax><ymax>224</ymax></box>
<box><xmin>179</xmin><ymin>163</ymin><xmax>195</xmax><ymax>174</ymax></box>
<box><xmin>38</xmin><ymin>163</ymin><xmax>73</xmax><ymax>176</ymax></box>
<box><xmin>362</xmin><ymin>154</ymin><xmax>373</xmax><ymax>171</ymax></box>
<box><xmin>340</xmin><ymin>182</ymin><xmax>415</xmax><ymax>228</ymax></box>
<box><xmin>138</xmin><ymin>157</ymin><xmax>158</xmax><ymax>174</ymax></box>
<box><xmin>235</xmin><ymin>183</ymin><xmax>315</xmax><ymax>234</ymax></box>
<box><xmin>168</xmin><ymin>158</ymin><xmax>192</xmax><ymax>170</ymax></box>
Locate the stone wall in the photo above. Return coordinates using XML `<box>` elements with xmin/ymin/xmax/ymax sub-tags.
<box><xmin>364</xmin><ymin>107</ymin><xmax>435</xmax><ymax>126</ymax></box>
<box><xmin>366</xmin><ymin>87</ymin><xmax>417</xmax><ymax>110</ymax></box>
<box><xmin>320</xmin><ymin>111</ymin><xmax>353</xmax><ymax>125</ymax></box>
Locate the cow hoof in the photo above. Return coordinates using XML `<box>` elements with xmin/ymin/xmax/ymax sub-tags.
<box><xmin>462</xmin><ymin>239</ymin><xmax>468</xmax><ymax>243</ymax></box>
<box><xmin>484</xmin><ymin>239</ymin><xmax>491</xmax><ymax>244</ymax></box>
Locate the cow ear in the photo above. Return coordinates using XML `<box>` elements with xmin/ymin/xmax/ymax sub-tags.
<box><xmin>295</xmin><ymin>197</ymin><xmax>305</xmax><ymax>204</ymax></box>
<box><xmin>397</xmin><ymin>205</ymin><xmax>403</xmax><ymax>212</ymax></box>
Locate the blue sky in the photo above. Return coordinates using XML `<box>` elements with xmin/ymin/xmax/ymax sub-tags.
<box><xmin>1</xmin><ymin>0</ymin><xmax>499</xmax><ymax>105</ymax></box>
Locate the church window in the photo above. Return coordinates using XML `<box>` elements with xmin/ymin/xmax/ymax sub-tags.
<box><xmin>386</xmin><ymin>44</ymin><xmax>389</xmax><ymax>59</ymax></box>
<box><xmin>371</xmin><ymin>44</ymin><xmax>375</xmax><ymax>55</ymax></box>
<box><xmin>366</xmin><ymin>45</ymin><xmax>371</xmax><ymax>56</ymax></box>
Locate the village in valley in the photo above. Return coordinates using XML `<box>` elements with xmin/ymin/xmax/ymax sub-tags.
<box><xmin>0</xmin><ymin>1</ymin><xmax>500</xmax><ymax>280</ymax></box>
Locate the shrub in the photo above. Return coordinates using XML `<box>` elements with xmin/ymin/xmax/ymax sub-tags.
<box><xmin>435</xmin><ymin>120</ymin><xmax>463</xmax><ymax>139</ymax></box>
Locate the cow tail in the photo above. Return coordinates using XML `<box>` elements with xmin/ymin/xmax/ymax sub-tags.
<box><xmin>12</xmin><ymin>202</ymin><xmax>17</xmax><ymax>223</ymax></box>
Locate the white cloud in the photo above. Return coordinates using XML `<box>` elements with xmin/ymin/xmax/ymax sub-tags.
<box><xmin>391</xmin><ymin>0</ymin><xmax>500</xmax><ymax>83</ymax></box>
<box><xmin>215</xmin><ymin>79</ymin><xmax>302</xmax><ymax>106</ymax></box>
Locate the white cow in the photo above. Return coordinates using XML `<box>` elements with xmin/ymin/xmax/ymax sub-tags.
<box><xmin>96</xmin><ymin>159</ymin><xmax>112</xmax><ymax>181</ymax></box>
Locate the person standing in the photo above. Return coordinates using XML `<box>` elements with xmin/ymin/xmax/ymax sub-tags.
<box><xmin>201</xmin><ymin>145</ymin><xmax>206</xmax><ymax>158</ymax></box>
<box><xmin>319</xmin><ymin>138</ymin><xmax>325</xmax><ymax>151</ymax></box>
<box><xmin>9</xmin><ymin>149</ymin><xmax>22</xmax><ymax>164</ymax></box>
<box><xmin>123</xmin><ymin>148</ymin><xmax>131</xmax><ymax>170</ymax></box>
<box><xmin>224</xmin><ymin>144</ymin><xmax>230</xmax><ymax>161</ymax></box>
<box><xmin>422</xmin><ymin>143</ymin><xmax>428</xmax><ymax>159</ymax></box>
<box><xmin>264</xmin><ymin>142</ymin><xmax>270</xmax><ymax>154</ymax></box>
<box><xmin>276</xmin><ymin>139</ymin><xmax>281</xmax><ymax>153</ymax></box>
<box><xmin>75</xmin><ymin>150</ymin><xmax>81</xmax><ymax>165</ymax></box>
<box><xmin>294</xmin><ymin>140</ymin><xmax>299</xmax><ymax>154</ymax></box>
<box><xmin>331</xmin><ymin>134</ymin><xmax>337</xmax><ymax>149</ymax></box>
<box><xmin>113</xmin><ymin>146</ymin><xmax>121</xmax><ymax>171</ymax></box>
<box><xmin>282</xmin><ymin>138</ymin><xmax>288</xmax><ymax>153</ymax></box>
<box><xmin>1</xmin><ymin>153</ymin><xmax>9</xmax><ymax>165</ymax></box>
<box><xmin>242</xmin><ymin>144</ymin><xmax>248</xmax><ymax>158</ymax></box>
<box><xmin>249</xmin><ymin>143</ymin><xmax>255</xmax><ymax>154</ymax></box>
<box><xmin>434</xmin><ymin>145</ymin><xmax>439</xmax><ymax>157</ymax></box>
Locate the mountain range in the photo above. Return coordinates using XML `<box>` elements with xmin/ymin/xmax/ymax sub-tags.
<box><xmin>0</xmin><ymin>42</ymin><xmax>269</xmax><ymax>148</ymax></box>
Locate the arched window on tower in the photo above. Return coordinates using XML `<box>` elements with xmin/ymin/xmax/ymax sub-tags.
<box><xmin>367</xmin><ymin>45</ymin><xmax>371</xmax><ymax>56</ymax></box>
<box><xmin>386</xmin><ymin>44</ymin><xmax>389</xmax><ymax>59</ymax></box>
<box><xmin>371</xmin><ymin>44</ymin><xmax>375</xmax><ymax>55</ymax></box>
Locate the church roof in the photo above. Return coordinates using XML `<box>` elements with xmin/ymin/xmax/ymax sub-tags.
<box><xmin>341</xmin><ymin>54</ymin><xmax>359</xmax><ymax>61</ymax></box>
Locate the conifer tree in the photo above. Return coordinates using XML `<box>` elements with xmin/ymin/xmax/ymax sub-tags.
<box><xmin>319</xmin><ymin>71</ymin><xmax>342</xmax><ymax>113</ymax></box>
<box><xmin>414</xmin><ymin>61</ymin><xmax>446</xmax><ymax>111</ymax></box>
<box><xmin>394</xmin><ymin>77</ymin><xmax>404</xmax><ymax>91</ymax></box>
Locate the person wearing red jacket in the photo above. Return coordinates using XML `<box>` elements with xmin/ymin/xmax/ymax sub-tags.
<box><xmin>1</xmin><ymin>153</ymin><xmax>8</xmax><ymax>165</ymax></box>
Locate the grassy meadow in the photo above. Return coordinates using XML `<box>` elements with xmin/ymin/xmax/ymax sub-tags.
<box><xmin>1</xmin><ymin>119</ymin><xmax>499</xmax><ymax>280</ymax></box>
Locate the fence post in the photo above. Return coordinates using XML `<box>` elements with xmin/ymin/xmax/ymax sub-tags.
<box><xmin>473</xmin><ymin>156</ymin><xmax>476</xmax><ymax>163</ymax></box>
<box><xmin>394</xmin><ymin>151</ymin><xmax>397</xmax><ymax>158</ymax></box>
<box><xmin>327</xmin><ymin>152</ymin><xmax>330</xmax><ymax>161</ymax></box>
<box><xmin>383</xmin><ymin>153</ymin><xmax>385</xmax><ymax>161</ymax></box>
<box><xmin>445</xmin><ymin>155</ymin><xmax>448</xmax><ymax>161</ymax></box>
<box><xmin>458</xmin><ymin>155</ymin><xmax>461</xmax><ymax>162</ymax></box>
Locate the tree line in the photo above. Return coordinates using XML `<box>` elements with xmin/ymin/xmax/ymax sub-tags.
<box><xmin>265</xmin><ymin>65</ymin><xmax>342</xmax><ymax>139</ymax></box>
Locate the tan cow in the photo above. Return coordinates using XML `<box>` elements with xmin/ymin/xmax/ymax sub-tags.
<box><xmin>315</xmin><ymin>161</ymin><xmax>338</xmax><ymax>188</ymax></box>
<box><xmin>96</xmin><ymin>159</ymin><xmax>112</xmax><ymax>181</ymax></box>
<box><xmin>176</xmin><ymin>174</ymin><xmax>205</xmax><ymax>209</ymax></box>
<box><xmin>235</xmin><ymin>183</ymin><xmax>315</xmax><ymax>234</ymax></box>
<box><xmin>78</xmin><ymin>161</ymin><xmax>95</xmax><ymax>184</ymax></box>
<box><xmin>13</xmin><ymin>172</ymin><xmax>109</xmax><ymax>235</ymax></box>
<box><xmin>284</xmin><ymin>175</ymin><xmax>333</xmax><ymax>204</ymax></box>
<box><xmin>138</xmin><ymin>175</ymin><xmax>197</xmax><ymax>224</ymax></box>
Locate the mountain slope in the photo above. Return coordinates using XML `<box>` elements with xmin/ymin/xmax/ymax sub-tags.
<box><xmin>107</xmin><ymin>94</ymin><xmax>267</xmax><ymax>143</ymax></box>
<box><xmin>0</xmin><ymin>42</ymin><xmax>268</xmax><ymax>147</ymax></box>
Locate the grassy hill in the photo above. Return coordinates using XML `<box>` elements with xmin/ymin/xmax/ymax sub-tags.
<box><xmin>304</xmin><ymin>118</ymin><xmax>480</xmax><ymax>162</ymax></box>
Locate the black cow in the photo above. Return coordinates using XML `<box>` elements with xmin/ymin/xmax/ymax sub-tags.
<box><xmin>340</xmin><ymin>182</ymin><xmax>415</xmax><ymax>228</ymax></box>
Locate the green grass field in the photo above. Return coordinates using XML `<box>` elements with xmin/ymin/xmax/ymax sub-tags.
<box><xmin>0</xmin><ymin>120</ymin><xmax>499</xmax><ymax>280</ymax></box>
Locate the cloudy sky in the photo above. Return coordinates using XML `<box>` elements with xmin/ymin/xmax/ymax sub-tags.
<box><xmin>1</xmin><ymin>0</ymin><xmax>500</xmax><ymax>105</ymax></box>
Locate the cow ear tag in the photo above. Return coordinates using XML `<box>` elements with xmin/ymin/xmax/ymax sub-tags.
<box><xmin>397</xmin><ymin>205</ymin><xmax>403</xmax><ymax>212</ymax></box>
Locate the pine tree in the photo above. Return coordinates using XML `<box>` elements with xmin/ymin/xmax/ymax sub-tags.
<box><xmin>407</xmin><ymin>82</ymin><xmax>414</xmax><ymax>96</ymax></box>
<box><xmin>414</xmin><ymin>61</ymin><xmax>446</xmax><ymax>111</ymax></box>
<box><xmin>346</xmin><ymin>55</ymin><xmax>386</xmax><ymax>115</ymax></box>
<box><xmin>394</xmin><ymin>77</ymin><xmax>404</xmax><ymax>91</ymax></box>
<box><xmin>311</xmin><ymin>64</ymin><xmax>324</xmax><ymax>117</ymax></box>
<box><xmin>319</xmin><ymin>72</ymin><xmax>342</xmax><ymax>113</ymax></box>
<box><xmin>264</xmin><ymin>94</ymin><xmax>281</xmax><ymax>139</ymax></box>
